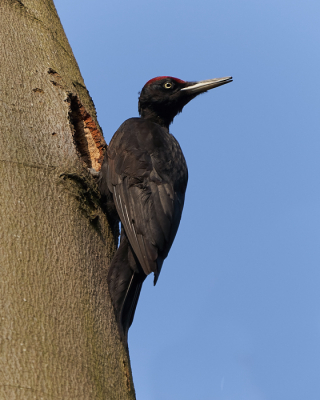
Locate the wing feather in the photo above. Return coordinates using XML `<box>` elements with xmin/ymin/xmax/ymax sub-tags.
<box><xmin>104</xmin><ymin>118</ymin><xmax>188</xmax><ymax>279</ymax></box>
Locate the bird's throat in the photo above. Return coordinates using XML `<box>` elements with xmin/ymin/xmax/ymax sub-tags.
<box><xmin>139</xmin><ymin>108</ymin><xmax>173</xmax><ymax>129</ymax></box>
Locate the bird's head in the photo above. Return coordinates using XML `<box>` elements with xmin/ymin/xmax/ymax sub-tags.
<box><xmin>138</xmin><ymin>76</ymin><xmax>232</xmax><ymax>128</ymax></box>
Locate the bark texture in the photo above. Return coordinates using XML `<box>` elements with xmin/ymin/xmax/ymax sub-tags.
<box><xmin>0</xmin><ymin>1</ymin><xmax>135</xmax><ymax>399</ymax></box>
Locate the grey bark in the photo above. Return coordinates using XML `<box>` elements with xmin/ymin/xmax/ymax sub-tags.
<box><xmin>0</xmin><ymin>1</ymin><xmax>135</xmax><ymax>399</ymax></box>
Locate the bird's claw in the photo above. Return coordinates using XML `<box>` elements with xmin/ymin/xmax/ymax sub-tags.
<box><xmin>88</xmin><ymin>167</ymin><xmax>100</xmax><ymax>178</ymax></box>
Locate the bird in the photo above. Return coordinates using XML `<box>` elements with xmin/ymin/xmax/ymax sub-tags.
<box><xmin>98</xmin><ymin>75</ymin><xmax>232</xmax><ymax>341</ymax></box>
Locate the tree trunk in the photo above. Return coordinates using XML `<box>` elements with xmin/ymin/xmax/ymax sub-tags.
<box><xmin>0</xmin><ymin>1</ymin><xmax>135</xmax><ymax>399</ymax></box>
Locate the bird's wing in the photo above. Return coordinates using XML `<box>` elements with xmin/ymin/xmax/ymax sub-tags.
<box><xmin>106</xmin><ymin>118</ymin><xmax>187</xmax><ymax>281</ymax></box>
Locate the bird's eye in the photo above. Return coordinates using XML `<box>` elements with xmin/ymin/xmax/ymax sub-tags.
<box><xmin>163</xmin><ymin>82</ymin><xmax>173</xmax><ymax>89</ymax></box>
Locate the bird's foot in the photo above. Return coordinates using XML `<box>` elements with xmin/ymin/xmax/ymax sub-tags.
<box><xmin>88</xmin><ymin>167</ymin><xmax>100</xmax><ymax>178</ymax></box>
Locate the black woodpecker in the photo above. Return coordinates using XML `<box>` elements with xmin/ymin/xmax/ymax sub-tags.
<box><xmin>98</xmin><ymin>75</ymin><xmax>232</xmax><ymax>341</ymax></box>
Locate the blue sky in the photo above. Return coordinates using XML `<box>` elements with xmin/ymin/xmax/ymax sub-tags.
<box><xmin>54</xmin><ymin>1</ymin><xmax>320</xmax><ymax>399</ymax></box>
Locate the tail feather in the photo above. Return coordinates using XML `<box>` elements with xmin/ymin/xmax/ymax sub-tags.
<box><xmin>107</xmin><ymin>231</ymin><xmax>146</xmax><ymax>340</ymax></box>
<box><xmin>120</xmin><ymin>273</ymin><xmax>144</xmax><ymax>336</ymax></box>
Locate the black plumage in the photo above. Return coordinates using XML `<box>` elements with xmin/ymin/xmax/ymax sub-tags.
<box><xmin>98</xmin><ymin>75</ymin><xmax>232</xmax><ymax>340</ymax></box>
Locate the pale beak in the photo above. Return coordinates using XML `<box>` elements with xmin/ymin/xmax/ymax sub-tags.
<box><xmin>181</xmin><ymin>76</ymin><xmax>233</xmax><ymax>94</ymax></box>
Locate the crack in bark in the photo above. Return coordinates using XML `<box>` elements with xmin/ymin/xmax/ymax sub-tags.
<box><xmin>11</xmin><ymin>0</ymin><xmax>26</xmax><ymax>8</ymax></box>
<box><xmin>10</xmin><ymin>0</ymin><xmax>42</xmax><ymax>25</ymax></box>
<box><xmin>48</xmin><ymin>68</ymin><xmax>64</xmax><ymax>89</ymax></box>
<box><xmin>32</xmin><ymin>87</ymin><xmax>44</xmax><ymax>93</ymax></box>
